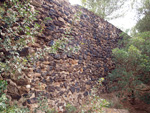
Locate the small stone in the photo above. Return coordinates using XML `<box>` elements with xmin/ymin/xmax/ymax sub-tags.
<box><xmin>53</xmin><ymin>20</ymin><xmax>64</xmax><ymax>26</ymax></box>
<box><xmin>75</xmin><ymin>82</ymin><xmax>79</xmax><ymax>87</ymax></box>
<box><xmin>61</xmin><ymin>53</ymin><xmax>67</xmax><ymax>59</ymax></box>
<box><xmin>31</xmin><ymin>0</ymin><xmax>42</xmax><ymax>7</ymax></box>
<box><xmin>67</xmin><ymin>54</ymin><xmax>74</xmax><ymax>59</ymax></box>
<box><xmin>43</xmin><ymin>61</ymin><xmax>50</xmax><ymax>65</ymax></box>
<box><xmin>27</xmin><ymin>98</ymin><xmax>38</xmax><ymax>104</ymax></box>
<box><xmin>47</xmin><ymin>40</ymin><xmax>54</xmax><ymax>46</ymax></box>
<box><xmin>81</xmin><ymin>86</ymin><xmax>86</xmax><ymax>91</ymax></box>
<box><xmin>70</xmin><ymin>86</ymin><xmax>75</xmax><ymax>94</ymax></box>
<box><xmin>83</xmin><ymin>54</ymin><xmax>87</xmax><ymax>60</ymax></box>
<box><xmin>15</xmin><ymin>78</ymin><xmax>29</xmax><ymax>86</ymax></box>
<box><xmin>46</xmin><ymin>86</ymin><xmax>55</xmax><ymax>92</ymax></box>
<box><xmin>19</xmin><ymin>47</ymin><xmax>29</xmax><ymax>57</ymax></box>
<box><xmin>22</xmin><ymin>101</ymin><xmax>27</xmax><ymax>106</ymax></box>
<box><xmin>78</xmin><ymin>60</ymin><xmax>83</xmax><ymax>64</ymax></box>
<box><xmin>23</xmin><ymin>93</ymin><xmax>32</xmax><ymax>98</ymax></box>
<box><xmin>83</xmin><ymin>91</ymin><xmax>88</xmax><ymax>97</ymax></box>
<box><xmin>49</xmin><ymin>78</ymin><xmax>53</xmax><ymax>84</ymax></box>
<box><xmin>35</xmin><ymin>91</ymin><xmax>45</xmax><ymax>97</ymax></box>
<box><xmin>58</xmin><ymin>17</ymin><xmax>65</xmax><ymax>23</ymax></box>
<box><xmin>26</xmin><ymin>85</ymin><xmax>31</xmax><ymax>89</ymax></box>
<box><xmin>63</xmin><ymin>83</ymin><xmax>67</xmax><ymax>88</ymax></box>
<box><xmin>54</xmin><ymin>54</ymin><xmax>61</xmax><ymax>60</ymax></box>
<box><xmin>76</xmin><ymin>88</ymin><xmax>80</xmax><ymax>93</ymax></box>
<box><xmin>34</xmin><ymin>68</ymin><xmax>41</xmax><ymax>73</ymax></box>
<box><xmin>41</xmin><ymin>72</ymin><xmax>48</xmax><ymax>77</ymax></box>
<box><xmin>28</xmin><ymin>73</ymin><xmax>41</xmax><ymax>77</ymax></box>
<box><xmin>78</xmin><ymin>94</ymin><xmax>82</xmax><ymax>99</ymax></box>
<box><xmin>57</xmin><ymin>103</ymin><xmax>64</xmax><ymax>107</ymax></box>
<box><xmin>58</xmin><ymin>91</ymin><xmax>64</xmax><ymax>96</ymax></box>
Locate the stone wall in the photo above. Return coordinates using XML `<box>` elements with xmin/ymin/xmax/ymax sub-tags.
<box><xmin>6</xmin><ymin>0</ymin><xmax>123</xmax><ymax>112</ymax></box>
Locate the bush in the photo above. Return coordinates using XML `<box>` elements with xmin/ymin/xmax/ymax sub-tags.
<box><xmin>107</xmin><ymin>31</ymin><xmax>150</xmax><ymax>104</ymax></box>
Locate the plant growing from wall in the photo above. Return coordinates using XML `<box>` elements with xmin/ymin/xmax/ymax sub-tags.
<box><xmin>49</xmin><ymin>37</ymin><xmax>80</xmax><ymax>54</ymax></box>
<box><xmin>0</xmin><ymin>80</ymin><xmax>29</xmax><ymax>113</ymax></box>
<box><xmin>0</xmin><ymin>0</ymin><xmax>41</xmax><ymax>75</ymax></box>
<box><xmin>0</xmin><ymin>0</ymin><xmax>42</xmax><ymax>112</ymax></box>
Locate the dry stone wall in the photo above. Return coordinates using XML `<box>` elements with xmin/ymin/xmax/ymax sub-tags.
<box><xmin>6</xmin><ymin>0</ymin><xmax>123</xmax><ymax>112</ymax></box>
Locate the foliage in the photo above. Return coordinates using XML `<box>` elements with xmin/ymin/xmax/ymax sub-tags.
<box><xmin>0</xmin><ymin>0</ymin><xmax>41</xmax><ymax>76</ymax></box>
<box><xmin>0</xmin><ymin>0</ymin><xmax>41</xmax><ymax>112</ymax></box>
<box><xmin>34</xmin><ymin>96</ymin><xmax>52</xmax><ymax>113</ymax></box>
<box><xmin>0</xmin><ymin>80</ymin><xmax>29</xmax><ymax>113</ymax></box>
<box><xmin>81</xmin><ymin>0</ymin><xmax>125</xmax><ymax>19</ymax></box>
<box><xmin>65</xmin><ymin>103</ymin><xmax>77</xmax><ymax>113</ymax></box>
<box><xmin>50</xmin><ymin>37</ymin><xmax>80</xmax><ymax>54</ymax></box>
<box><xmin>132</xmin><ymin>0</ymin><xmax>150</xmax><ymax>33</ymax></box>
<box><xmin>107</xmin><ymin>31</ymin><xmax>150</xmax><ymax>104</ymax></box>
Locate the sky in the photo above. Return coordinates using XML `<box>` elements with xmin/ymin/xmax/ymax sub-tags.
<box><xmin>68</xmin><ymin>0</ymin><xmax>137</xmax><ymax>32</ymax></box>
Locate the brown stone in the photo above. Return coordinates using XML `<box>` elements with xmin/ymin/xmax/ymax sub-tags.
<box><xmin>43</xmin><ymin>61</ymin><xmax>50</xmax><ymax>65</ymax></box>
<box><xmin>7</xmin><ymin>80</ymin><xmax>21</xmax><ymax>100</ymax></box>
<box><xmin>30</xmin><ymin>0</ymin><xmax>43</xmax><ymax>7</ymax></box>
<box><xmin>14</xmin><ymin>78</ymin><xmax>29</xmax><ymax>86</ymax></box>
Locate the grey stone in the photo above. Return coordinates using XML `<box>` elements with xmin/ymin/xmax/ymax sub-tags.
<box><xmin>46</xmin><ymin>86</ymin><xmax>55</xmax><ymax>92</ymax></box>
<box><xmin>83</xmin><ymin>91</ymin><xmax>88</xmax><ymax>97</ymax></box>
<box><xmin>70</xmin><ymin>86</ymin><xmax>75</xmax><ymax>94</ymax></box>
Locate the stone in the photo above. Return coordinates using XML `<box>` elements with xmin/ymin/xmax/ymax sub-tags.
<box><xmin>63</xmin><ymin>82</ymin><xmax>67</xmax><ymax>88</ymax></box>
<box><xmin>54</xmin><ymin>54</ymin><xmax>61</xmax><ymax>60</ymax></box>
<box><xmin>7</xmin><ymin>80</ymin><xmax>21</xmax><ymax>100</ymax></box>
<box><xmin>15</xmin><ymin>78</ymin><xmax>29</xmax><ymax>86</ymax></box>
<box><xmin>41</xmin><ymin>71</ymin><xmax>48</xmax><ymax>77</ymax></box>
<box><xmin>81</xmin><ymin>86</ymin><xmax>86</xmax><ymax>92</ymax></box>
<box><xmin>76</xmin><ymin>88</ymin><xmax>80</xmax><ymax>93</ymax></box>
<box><xmin>53</xmin><ymin>20</ymin><xmax>64</xmax><ymax>26</ymax></box>
<box><xmin>31</xmin><ymin>73</ymin><xmax>41</xmax><ymax>77</ymax></box>
<box><xmin>26</xmin><ymin>98</ymin><xmax>38</xmax><ymax>104</ymax></box>
<box><xmin>30</xmin><ymin>0</ymin><xmax>43</xmax><ymax>7</ymax></box>
<box><xmin>49</xmin><ymin>78</ymin><xmax>53</xmax><ymax>84</ymax></box>
<box><xmin>23</xmin><ymin>93</ymin><xmax>32</xmax><ymax>98</ymax></box>
<box><xmin>43</xmin><ymin>61</ymin><xmax>50</xmax><ymax>65</ymax></box>
<box><xmin>48</xmin><ymin>40</ymin><xmax>54</xmax><ymax>46</ymax></box>
<box><xmin>46</xmin><ymin>86</ymin><xmax>55</xmax><ymax>92</ymax></box>
<box><xmin>83</xmin><ymin>91</ymin><xmax>88</xmax><ymax>97</ymax></box>
<box><xmin>19</xmin><ymin>47</ymin><xmax>29</xmax><ymax>57</ymax></box>
<box><xmin>58</xmin><ymin>91</ymin><xmax>64</xmax><ymax>96</ymax></box>
<box><xmin>70</xmin><ymin>86</ymin><xmax>75</xmax><ymax>94</ymax></box>
<box><xmin>26</xmin><ymin>84</ymin><xmax>31</xmax><ymax>89</ymax></box>
<box><xmin>57</xmin><ymin>103</ymin><xmax>64</xmax><ymax>107</ymax></box>
<box><xmin>46</xmin><ymin>24</ymin><xmax>56</xmax><ymax>31</ymax></box>
<box><xmin>34</xmin><ymin>68</ymin><xmax>41</xmax><ymax>73</ymax></box>
<box><xmin>35</xmin><ymin>91</ymin><xmax>45</xmax><ymax>97</ymax></box>
<box><xmin>58</xmin><ymin>17</ymin><xmax>65</xmax><ymax>23</ymax></box>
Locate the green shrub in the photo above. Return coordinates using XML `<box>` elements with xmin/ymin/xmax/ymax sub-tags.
<box><xmin>108</xmin><ymin>31</ymin><xmax>150</xmax><ymax>104</ymax></box>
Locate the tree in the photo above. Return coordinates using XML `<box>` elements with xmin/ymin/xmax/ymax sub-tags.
<box><xmin>107</xmin><ymin>32</ymin><xmax>150</xmax><ymax>105</ymax></box>
<box><xmin>81</xmin><ymin>0</ymin><xmax>125</xmax><ymax>19</ymax></box>
<box><xmin>134</xmin><ymin>0</ymin><xmax>150</xmax><ymax>32</ymax></box>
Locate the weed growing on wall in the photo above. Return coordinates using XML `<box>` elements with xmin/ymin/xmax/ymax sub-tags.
<box><xmin>0</xmin><ymin>0</ymin><xmax>41</xmax><ymax>75</ymax></box>
<box><xmin>0</xmin><ymin>0</ymin><xmax>42</xmax><ymax>112</ymax></box>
